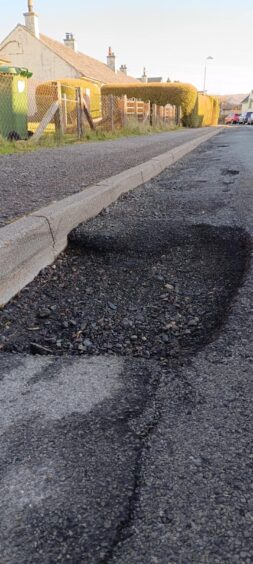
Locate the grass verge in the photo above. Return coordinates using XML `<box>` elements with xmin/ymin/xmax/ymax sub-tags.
<box><xmin>0</xmin><ymin>122</ymin><xmax>180</xmax><ymax>155</ymax></box>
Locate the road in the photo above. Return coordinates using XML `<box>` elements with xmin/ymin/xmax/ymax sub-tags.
<box><xmin>0</xmin><ymin>128</ymin><xmax>216</xmax><ymax>227</ymax></box>
<box><xmin>0</xmin><ymin>127</ymin><xmax>253</xmax><ymax>563</ymax></box>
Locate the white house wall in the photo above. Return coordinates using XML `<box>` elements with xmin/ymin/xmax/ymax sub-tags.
<box><xmin>0</xmin><ymin>26</ymin><xmax>80</xmax><ymax>82</ymax></box>
<box><xmin>241</xmin><ymin>93</ymin><xmax>253</xmax><ymax>114</ymax></box>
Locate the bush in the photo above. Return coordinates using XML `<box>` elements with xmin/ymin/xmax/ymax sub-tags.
<box><xmin>102</xmin><ymin>83</ymin><xmax>220</xmax><ymax>128</ymax></box>
<box><xmin>183</xmin><ymin>94</ymin><xmax>220</xmax><ymax>127</ymax></box>
<box><xmin>101</xmin><ymin>82</ymin><xmax>198</xmax><ymax>120</ymax></box>
<box><xmin>212</xmin><ymin>97</ymin><xmax>220</xmax><ymax>125</ymax></box>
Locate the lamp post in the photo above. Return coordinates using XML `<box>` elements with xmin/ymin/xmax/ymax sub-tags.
<box><xmin>203</xmin><ymin>56</ymin><xmax>213</xmax><ymax>94</ymax></box>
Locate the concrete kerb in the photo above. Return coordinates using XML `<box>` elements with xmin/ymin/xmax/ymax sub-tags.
<box><xmin>151</xmin><ymin>129</ymin><xmax>221</xmax><ymax>171</ymax></box>
<box><xmin>0</xmin><ymin>216</ymin><xmax>55</xmax><ymax>305</ymax></box>
<box><xmin>0</xmin><ymin>128</ymin><xmax>223</xmax><ymax>306</ymax></box>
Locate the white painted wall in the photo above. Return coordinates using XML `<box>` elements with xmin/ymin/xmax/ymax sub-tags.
<box><xmin>241</xmin><ymin>92</ymin><xmax>253</xmax><ymax>113</ymax></box>
<box><xmin>0</xmin><ymin>26</ymin><xmax>82</xmax><ymax>118</ymax></box>
<box><xmin>0</xmin><ymin>26</ymin><xmax>80</xmax><ymax>82</ymax></box>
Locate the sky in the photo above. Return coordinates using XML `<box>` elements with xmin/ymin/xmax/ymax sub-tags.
<box><xmin>2</xmin><ymin>0</ymin><xmax>253</xmax><ymax>95</ymax></box>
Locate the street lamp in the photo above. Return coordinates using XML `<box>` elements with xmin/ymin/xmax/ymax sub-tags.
<box><xmin>203</xmin><ymin>56</ymin><xmax>214</xmax><ymax>94</ymax></box>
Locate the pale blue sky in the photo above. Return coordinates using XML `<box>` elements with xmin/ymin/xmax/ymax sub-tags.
<box><xmin>2</xmin><ymin>0</ymin><xmax>253</xmax><ymax>94</ymax></box>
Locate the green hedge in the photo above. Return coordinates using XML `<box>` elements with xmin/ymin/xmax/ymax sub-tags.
<box><xmin>101</xmin><ymin>82</ymin><xmax>198</xmax><ymax>119</ymax></box>
<box><xmin>102</xmin><ymin>83</ymin><xmax>220</xmax><ymax>127</ymax></box>
<box><xmin>183</xmin><ymin>94</ymin><xmax>220</xmax><ymax>127</ymax></box>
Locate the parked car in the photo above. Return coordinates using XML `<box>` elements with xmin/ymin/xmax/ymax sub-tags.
<box><xmin>239</xmin><ymin>112</ymin><xmax>247</xmax><ymax>124</ymax></box>
<box><xmin>239</xmin><ymin>111</ymin><xmax>253</xmax><ymax>124</ymax></box>
<box><xmin>247</xmin><ymin>112</ymin><xmax>253</xmax><ymax>125</ymax></box>
<box><xmin>225</xmin><ymin>113</ymin><xmax>240</xmax><ymax>125</ymax></box>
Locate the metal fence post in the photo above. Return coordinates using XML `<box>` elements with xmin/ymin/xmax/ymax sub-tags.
<box><xmin>76</xmin><ymin>87</ymin><xmax>83</xmax><ymax>138</ymax></box>
<box><xmin>123</xmin><ymin>95</ymin><xmax>127</xmax><ymax>127</ymax></box>
<box><xmin>62</xmin><ymin>93</ymin><xmax>68</xmax><ymax>129</ymax></box>
<box><xmin>53</xmin><ymin>81</ymin><xmax>64</xmax><ymax>137</ymax></box>
<box><xmin>150</xmin><ymin>103</ymin><xmax>153</xmax><ymax>126</ymax></box>
<box><xmin>110</xmin><ymin>94</ymin><xmax>114</xmax><ymax>131</ymax></box>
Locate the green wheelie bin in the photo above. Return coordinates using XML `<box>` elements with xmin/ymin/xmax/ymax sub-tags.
<box><xmin>0</xmin><ymin>66</ymin><xmax>33</xmax><ymax>140</ymax></box>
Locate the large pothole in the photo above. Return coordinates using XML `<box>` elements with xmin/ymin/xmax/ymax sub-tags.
<box><xmin>0</xmin><ymin>223</ymin><xmax>250</xmax><ymax>361</ymax></box>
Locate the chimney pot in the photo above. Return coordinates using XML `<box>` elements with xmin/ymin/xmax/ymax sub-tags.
<box><xmin>64</xmin><ymin>32</ymin><xmax>77</xmax><ymax>51</ymax></box>
<box><xmin>107</xmin><ymin>46</ymin><xmax>116</xmax><ymax>72</ymax></box>
<box><xmin>24</xmin><ymin>0</ymin><xmax>39</xmax><ymax>37</ymax></box>
<box><xmin>120</xmin><ymin>64</ymin><xmax>128</xmax><ymax>75</ymax></box>
<box><xmin>141</xmin><ymin>67</ymin><xmax>148</xmax><ymax>83</ymax></box>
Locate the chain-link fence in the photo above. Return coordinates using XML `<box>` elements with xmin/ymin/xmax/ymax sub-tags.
<box><xmin>0</xmin><ymin>73</ymin><xmax>178</xmax><ymax>143</ymax></box>
<box><xmin>101</xmin><ymin>94</ymin><xmax>178</xmax><ymax>131</ymax></box>
<box><xmin>0</xmin><ymin>69</ymin><xmax>31</xmax><ymax>140</ymax></box>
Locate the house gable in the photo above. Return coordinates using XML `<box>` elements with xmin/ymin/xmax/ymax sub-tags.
<box><xmin>241</xmin><ymin>90</ymin><xmax>253</xmax><ymax>112</ymax></box>
<box><xmin>0</xmin><ymin>24</ymin><xmax>139</xmax><ymax>86</ymax></box>
<box><xmin>40</xmin><ymin>34</ymin><xmax>139</xmax><ymax>84</ymax></box>
<box><xmin>0</xmin><ymin>25</ymin><xmax>80</xmax><ymax>82</ymax></box>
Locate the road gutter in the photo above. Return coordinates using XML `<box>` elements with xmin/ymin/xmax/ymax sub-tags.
<box><xmin>0</xmin><ymin>127</ymin><xmax>223</xmax><ymax>306</ymax></box>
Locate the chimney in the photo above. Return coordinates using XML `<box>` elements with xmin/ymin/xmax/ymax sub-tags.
<box><xmin>120</xmin><ymin>64</ymin><xmax>128</xmax><ymax>75</ymax></box>
<box><xmin>64</xmin><ymin>33</ymin><xmax>77</xmax><ymax>52</ymax></box>
<box><xmin>24</xmin><ymin>0</ymin><xmax>39</xmax><ymax>38</ymax></box>
<box><xmin>141</xmin><ymin>67</ymin><xmax>148</xmax><ymax>83</ymax></box>
<box><xmin>107</xmin><ymin>47</ymin><xmax>116</xmax><ymax>72</ymax></box>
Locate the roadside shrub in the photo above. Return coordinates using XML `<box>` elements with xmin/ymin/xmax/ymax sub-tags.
<box><xmin>184</xmin><ymin>94</ymin><xmax>220</xmax><ymax>127</ymax></box>
<box><xmin>101</xmin><ymin>83</ymin><xmax>198</xmax><ymax>120</ymax></box>
<box><xmin>102</xmin><ymin>84</ymin><xmax>220</xmax><ymax>128</ymax></box>
<box><xmin>212</xmin><ymin>97</ymin><xmax>220</xmax><ymax>125</ymax></box>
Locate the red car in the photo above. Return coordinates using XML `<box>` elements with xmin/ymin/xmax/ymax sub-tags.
<box><xmin>225</xmin><ymin>113</ymin><xmax>240</xmax><ymax>125</ymax></box>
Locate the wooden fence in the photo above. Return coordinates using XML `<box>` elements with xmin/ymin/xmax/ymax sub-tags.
<box><xmin>27</xmin><ymin>81</ymin><xmax>178</xmax><ymax>141</ymax></box>
<box><xmin>121</xmin><ymin>95</ymin><xmax>176</xmax><ymax>124</ymax></box>
<box><xmin>101</xmin><ymin>94</ymin><xmax>177</xmax><ymax>130</ymax></box>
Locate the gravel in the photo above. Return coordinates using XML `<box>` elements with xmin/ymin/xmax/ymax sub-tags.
<box><xmin>0</xmin><ymin>221</ymin><xmax>249</xmax><ymax>362</ymax></box>
<box><xmin>0</xmin><ymin>128</ymin><xmax>215</xmax><ymax>227</ymax></box>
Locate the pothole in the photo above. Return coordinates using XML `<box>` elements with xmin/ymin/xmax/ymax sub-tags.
<box><xmin>222</xmin><ymin>168</ymin><xmax>240</xmax><ymax>176</ymax></box>
<box><xmin>0</xmin><ymin>223</ymin><xmax>250</xmax><ymax>362</ymax></box>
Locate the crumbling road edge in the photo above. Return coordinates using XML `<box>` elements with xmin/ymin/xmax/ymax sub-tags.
<box><xmin>0</xmin><ymin>127</ymin><xmax>222</xmax><ymax>306</ymax></box>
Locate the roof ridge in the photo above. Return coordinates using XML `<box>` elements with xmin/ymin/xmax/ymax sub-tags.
<box><xmin>40</xmin><ymin>33</ymin><xmax>111</xmax><ymax>70</ymax></box>
<box><xmin>39</xmin><ymin>33</ymin><xmax>139</xmax><ymax>85</ymax></box>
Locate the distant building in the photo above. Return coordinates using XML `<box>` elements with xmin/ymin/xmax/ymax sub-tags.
<box><xmin>139</xmin><ymin>68</ymin><xmax>148</xmax><ymax>83</ymax></box>
<box><xmin>147</xmin><ymin>77</ymin><xmax>163</xmax><ymax>83</ymax></box>
<box><xmin>0</xmin><ymin>1</ymin><xmax>139</xmax><ymax>85</ymax></box>
<box><xmin>241</xmin><ymin>91</ymin><xmax>253</xmax><ymax>113</ymax></box>
<box><xmin>138</xmin><ymin>67</ymin><xmax>170</xmax><ymax>83</ymax></box>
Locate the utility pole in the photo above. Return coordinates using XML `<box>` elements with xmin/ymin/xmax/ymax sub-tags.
<box><xmin>203</xmin><ymin>56</ymin><xmax>214</xmax><ymax>94</ymax></box>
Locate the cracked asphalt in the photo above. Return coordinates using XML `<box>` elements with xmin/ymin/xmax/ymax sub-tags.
<box><xmin>0</xmin><ymin>126</ymin><xmax>253</xmax><ymax>563</ymax></box>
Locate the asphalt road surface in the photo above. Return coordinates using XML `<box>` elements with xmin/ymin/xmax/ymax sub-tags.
<box><xmin>0</xmin><ymin>126</ymin><xmax>253</xmax><ymax>563</ymax></box>
<box><xmin>0</xmin><ymin>128</ymin><xmax>215</xmax><ymax>227</ymax></box>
